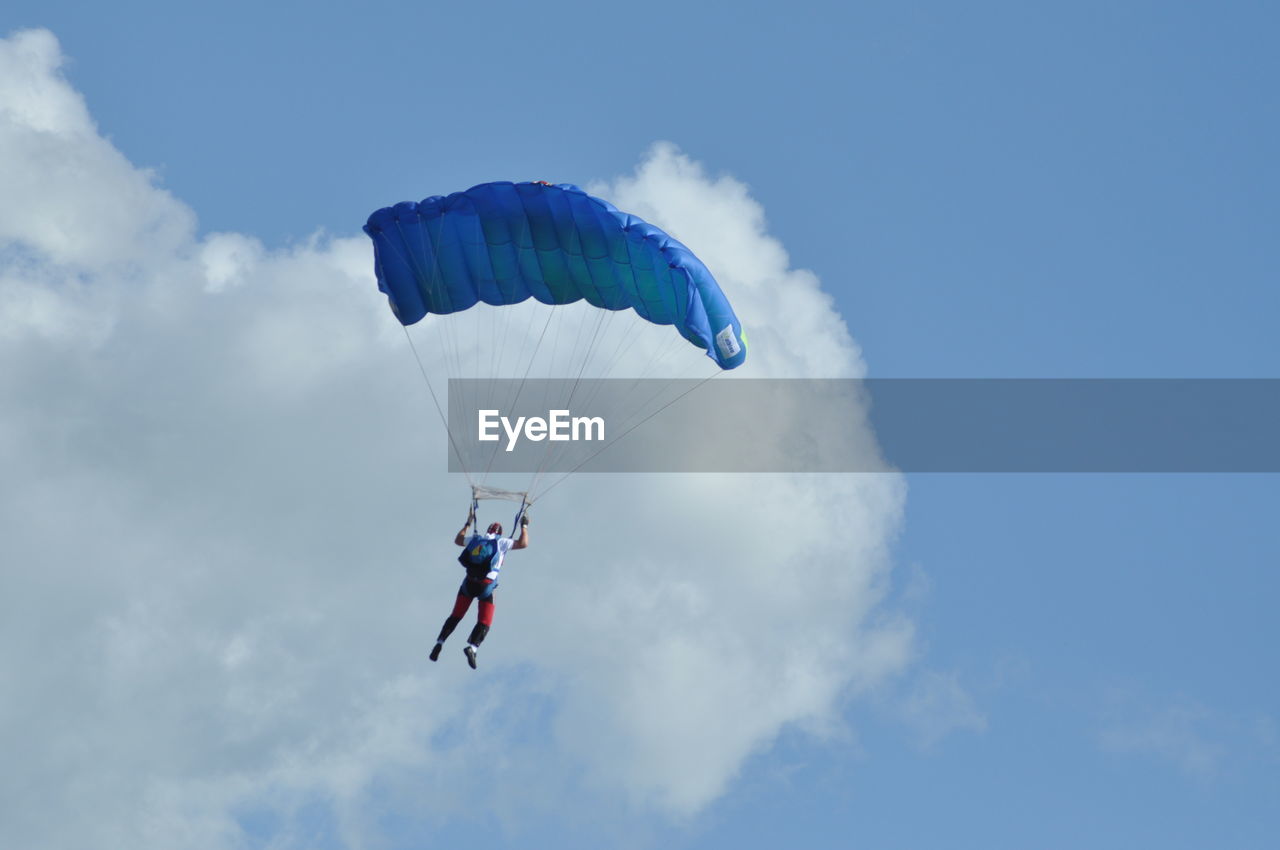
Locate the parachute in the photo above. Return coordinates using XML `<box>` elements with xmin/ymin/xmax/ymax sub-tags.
<box><xmin>364</xmin><ymin>180</ymin><xmax>745</xmax><ymax>511</ymax></box>
<box><xmin>363</xmin><ymin>181</ymin><xmax>746</xmax><ymax>369</ymax></box>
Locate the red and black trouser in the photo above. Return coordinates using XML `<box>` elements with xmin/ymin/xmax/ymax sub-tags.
<box><xmin>436</xmin><ymin>575</ymin><xmax>496</xmax><ymax>646</ymax></box>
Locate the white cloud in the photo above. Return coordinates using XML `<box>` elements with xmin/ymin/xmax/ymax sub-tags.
<box><xmin>590</xmin><ymin>142</ymin><xmax>865</xmax><ymax>380</ymax></box>
<box><xmin>0</xmin><ymin>29</ymin><xmax>194</xmax><ymax>270</ymax></box>
<box><xmin>0</xmin><ymin>30</ymin><xmax>910</xmax><ymax>847</ymax></box>
<box><xmin>1094</xmin><ymin>692</ymin><xmax>1279</xmax><ymax>781</ymax></box>
<box><xmin>1098</xmin><ymin>701</ymin><xmax>1223</xmax><ymax>777</ymax></box>
<box><xmin>897</xmin><ymin>670</ymin><xmax>988</xmax><ymax>750</ymax></box>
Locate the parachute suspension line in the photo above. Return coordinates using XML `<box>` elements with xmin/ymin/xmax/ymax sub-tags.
<box><xmin>585</xmin><ymin>306</ymin><xmax>648</xmax><ymax>381</ymax></box>
<box><xmin>546</xmin><ymin>305</ymin><xmax>672</xmax><ymax>468</ymax></box>
<box><xmin>551</xmin><ymin>315</ymin><xmax>685</xmax><ymax>451</ymax></box>
<box><xmin>479</xmin><ymin>300</ymin><xmax>560</xmax><ymax>482</ymax></box>
<box><xmin>546</xmin><ymin>307</ymin><xmax>657</xmax><ymax>458</ymax></box>
<box><xmin>531</xmin><ymin>316</ymin><xmax>698</xmax><ymax>493</ymax></box>
<box><xmin>481</xmin><ymin>297</ymin><xmax>522</xmax><ymax>444</ymax></box>
<box><xmin>542</xmin><ymin>307</ymin><xmax>629</xmax><ymax>471</ymax></box>
<box><xmin>530</xmin><ymin>305</ymin><xmax>614</xmax><ymax>484</ymax></box>
<box><xmin>531</xmin><ymin>366</ymin><xmax>721</xmax><ymax>502</ymax></box>
<box><xmin>565</xmin><ymin>330</ymin><xmax>697</xmax><ymax>479</ymax></box>
<box><xmin>532</xmin><ymin>301</ymin><xmax>573</xmax><ymax>425</ymax></box>
<box><xmin>532</xmin><ymin>303</ymin><xmax>628</xmax><ymax>487</ymax></box>
<box><xmin>476</xmin><ymin>304</ymin><xmax>501</xmax><ymax>477</ymax></box>
<box><xmin>614</xmin><ymin>330</ymin><xmax>698</xmax><ymax>422</ymax></box>
<box><xmin>402</xmin><ymin>324</ymin><xmax>475</xmax><ymax>490</ymax></box>
<box><xmin>482</xmin><ymin>297</ymin><xmax>520</xmax><ymax>439</ymax></box>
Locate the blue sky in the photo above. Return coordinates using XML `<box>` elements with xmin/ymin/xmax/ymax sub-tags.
<box><xmin>19</xmin><ymin>0</ymin><xmax>1279</xmax><ymax>378</ymax></box>
<box><xmin>2</xmin><ymin>2</ymin><xmax>1277</xmax><ymax>848</ymax></box>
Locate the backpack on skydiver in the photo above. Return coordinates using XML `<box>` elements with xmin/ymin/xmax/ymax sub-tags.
<box><xmin>458</xmin><ymin>535</ymin><xmax>498</xmax><ymax>577</ymax></box>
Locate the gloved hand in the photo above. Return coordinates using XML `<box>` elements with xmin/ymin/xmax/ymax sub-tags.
<box><xmin>520</xmin><ymin>512</ymin><xmax>530</xmax><ymax>527</ymax></box>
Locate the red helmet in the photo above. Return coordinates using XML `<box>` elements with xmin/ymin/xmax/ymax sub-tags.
<box><xmin>487</xmin><ymin>522</ymin><xmax>503</xmax><ymax>536</ymax></box>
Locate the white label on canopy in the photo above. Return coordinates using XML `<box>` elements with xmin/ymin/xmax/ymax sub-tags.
<box><xmin>715</xmin><ymin>324</ymin><xmax>741</xmax><ymax>359</ymax></box>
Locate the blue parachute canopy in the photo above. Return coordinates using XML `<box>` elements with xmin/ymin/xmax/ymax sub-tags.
<box><xmin>363</xmin><ymin>181</ymin><xmax>746</xmax><ymax>369</ymax></box>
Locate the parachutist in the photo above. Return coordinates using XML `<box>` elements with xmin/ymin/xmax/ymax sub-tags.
<box><xmin>429</xmin><ymin>508</ymin><xmax>529</xmax><ymax>668</ymax></box>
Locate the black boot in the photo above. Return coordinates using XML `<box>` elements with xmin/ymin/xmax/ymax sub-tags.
<box><xmin>437</xmin><ymin>615</ymin><xmax>462</xmax><ymax>644</ymax></box>
<box><xmin>466</xmin><ymin>623</ymin><xmax>490</xmax><ymax>647</ymax></box>
<box><xmin>463</xmin><ymin>623</ymin><xmax>488</xmax><ymax>669</ymax></box>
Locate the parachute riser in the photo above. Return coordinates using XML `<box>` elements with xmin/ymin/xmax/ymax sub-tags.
<box><xmin>512</xmin><ymin>496</ymin><xmax>528</xmax><ymax>537</ymax></box>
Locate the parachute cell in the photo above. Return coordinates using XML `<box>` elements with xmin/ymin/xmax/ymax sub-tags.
<box><xmin>363</xmin><ymin>181</ymin><xmax>746</xmax><ymax>369</ymax></box>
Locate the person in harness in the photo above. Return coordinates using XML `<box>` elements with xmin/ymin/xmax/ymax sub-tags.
<box><xmin>429</xmin><ymin>508</ymin><xmax>530</xmax><ymax>668</ymax></box>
